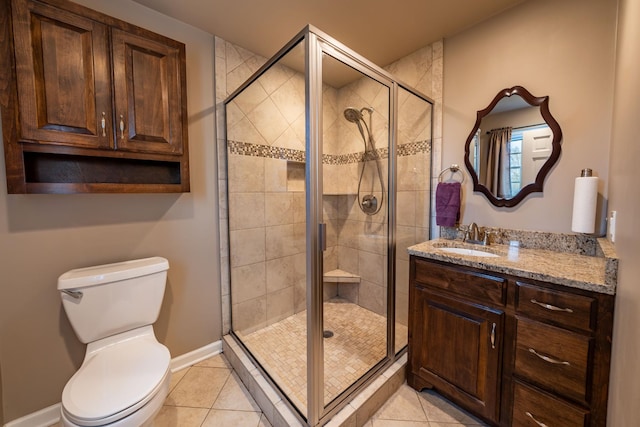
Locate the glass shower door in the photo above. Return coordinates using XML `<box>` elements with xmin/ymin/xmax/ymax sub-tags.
<box><xmin>226</xmin><ymin>39</ymin><xmax>310</xmax><ymax>417</ymax></box>
<box><xmin>320</xmin><ymin>51</ymin><xmax>391</xmax><ymax>408</ymax></box>
<box><xmin>395</xmin><ymin>86</ymin><xmax>433</xmax><ymax>353</ymax></box>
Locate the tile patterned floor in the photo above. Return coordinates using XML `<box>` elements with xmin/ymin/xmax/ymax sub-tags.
<box><xmin>239</xmin><ymin>301</ymin><xmax>408</xmax><ymax>413</ymax></box>
<box><xmin>155</xmin><ymin>354</ymin><xmax>263</xmax><ymax>426</ymax></box>
<box><xmin>49</xmin><ymin>353</ymin><xmax>487</xmax><ymax>426</ymax></box>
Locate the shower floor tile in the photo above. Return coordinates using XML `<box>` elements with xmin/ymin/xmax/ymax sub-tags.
<box><xmin>238</xmin><ymin>300</ymin><xmax>408</xmax><ymax>414</ymax></box>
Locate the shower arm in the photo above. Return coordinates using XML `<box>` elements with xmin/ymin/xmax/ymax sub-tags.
<box><xmin>360</xmin><ymin>107</ymin><xmax>374</xmax><ymax>133</ymax></box>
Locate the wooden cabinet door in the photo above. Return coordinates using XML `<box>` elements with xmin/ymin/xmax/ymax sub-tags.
<box><xmin>411</xmin><ymin>287</ymin><xmax>503</xmax><ymax>423</ymax></box>
<box><xmin>12</xmin><ymin>0</ymin><xmax>113</xmax><ymax>149</ymax></box>
<box><xmin>111</xmin><ymin>28</ymin><xmax>185</xmax><ymax>155</ymax></box>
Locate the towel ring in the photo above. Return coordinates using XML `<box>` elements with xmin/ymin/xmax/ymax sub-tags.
<box><xmin>438</xmin><ymin>164</ymin><xmax>465</xmax><ymax>184</ymax></box>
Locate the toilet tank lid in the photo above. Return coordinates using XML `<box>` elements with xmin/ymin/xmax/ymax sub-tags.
<box><xmin>58</xmin><ymin>257</ymin><xmax>169</xmax><ymax>290</ymax></box>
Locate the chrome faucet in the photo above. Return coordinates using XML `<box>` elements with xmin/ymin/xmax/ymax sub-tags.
<box><xmin>469</xmin><ymin>222</ymin><xmax>480</xmax><ymax>241</ymax></box>
<box><xmin>459</xmin><ymin>222</ymin><xmax>493</xmax><ymax>245</ymax></box>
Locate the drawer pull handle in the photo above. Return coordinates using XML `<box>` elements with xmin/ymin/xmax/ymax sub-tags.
<box><xmin>490</xmin><ymin>322</ymin><xmax>496</xmax><ymax>349</ymax></box>
<box><xmin>525</xmin><ymin>411</ymin><xmax>549</xmax><ymax>427</ymax></box>
<box><xmin>529</xmin><ymin>348</ymin><xmax>570</xmax><ymax>365</ymax></box>
<box><xmin>530</xmin><ymin>299</ymin><xmax>573</xmax><ymax>313</ymax></box>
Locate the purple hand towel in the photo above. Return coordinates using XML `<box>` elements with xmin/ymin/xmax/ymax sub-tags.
<box><xmin>435</xmin><ymin>182</ymin><xmax>461</xmax><ymax>227</ymax></box>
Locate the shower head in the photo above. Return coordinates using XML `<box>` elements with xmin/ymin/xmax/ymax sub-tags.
<box><xmin>343</xmin><ymin>107</ymin><xmax>363</xmax><ymax>123</ymax></box>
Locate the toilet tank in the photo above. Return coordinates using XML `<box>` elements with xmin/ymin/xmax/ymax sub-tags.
<box><xmin>58</xmin><ymin>257</ymin><xmax>169</xmax><ymax>344</ymax></box>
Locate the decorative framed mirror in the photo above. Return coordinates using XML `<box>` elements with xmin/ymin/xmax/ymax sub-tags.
<box><xmin>464</xmin><ymin>86</ymin><xmax>562</xmax><ymax>207</ymax></box>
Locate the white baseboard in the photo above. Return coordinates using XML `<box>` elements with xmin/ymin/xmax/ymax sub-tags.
<box><xmin>4</xmin><ymin>403</ymin><xmax>60</xmax><ymax>427</ymax></box>
<box><xmin>4</xmin><ymin>340</ymin><xmax>222</xmax><ymax>427</ymax></box>
<box><xmin>170</xmin><ymin>340</ymin><xmax>223</xmax><ymax>372</ymax></box>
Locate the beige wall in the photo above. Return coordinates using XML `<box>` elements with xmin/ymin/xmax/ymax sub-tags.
<box><xmin>0</xmin><ymin>361</ymin><xmax>3</xmax><ymax>425</ymax></box>
<box><xmin>442</xmin><ymin>0</ymin><xmax>617</xmax><ymax>233</ymax></box>
<box><xmin>606</xmin><ymin>0</ymin><xmax>640</xmax><ymax>422</ymax></box>
<box><xmin>445</xmin><ymin>0</ymin><xmax>640</xmax><ymax>422</ymax></box>
<box><xmin>0</xmin><ymin>0</ymin><xmax>220</xmax><ymax>422</ymax></box>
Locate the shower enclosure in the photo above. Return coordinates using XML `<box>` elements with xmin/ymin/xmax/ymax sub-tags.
<box><xmin>224</xmin><ymin>26</ymin><xmax>433</xmax><ymax>426</ymax></box>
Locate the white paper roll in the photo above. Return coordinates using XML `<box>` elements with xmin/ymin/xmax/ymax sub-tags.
<box><xmin>571</xmin><ymin>176</ymin><xmax>598</xmax><ymax>233</ymax></box>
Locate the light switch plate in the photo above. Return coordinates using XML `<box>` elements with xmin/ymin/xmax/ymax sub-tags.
<box><xmin>608</xmin><ymin>211</ymin><xmax>617</xmax><ymax>243</ymax></box>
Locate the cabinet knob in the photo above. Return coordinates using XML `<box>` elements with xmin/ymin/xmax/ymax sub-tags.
<box><xmin>119</xmin><ymin>114</ymin><xmax>125</xmax><ymax>140</ymax></box>
<box><xmin>100</xmin><ymin>112</ymin><xmax>106</xmax><ymax>137</ymax></box>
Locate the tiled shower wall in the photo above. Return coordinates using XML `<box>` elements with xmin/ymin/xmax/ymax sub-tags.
<box><xmin>216</xmin><ymin>37</ymin><xmax>443</xmax><ymax>335</ymax></box>
<box><xmin>322</xmin><ymin>66</ymin><xmax>390</xmax><ymax>317</ymax></box>
<box><xmin>387</xmin><ymin>46</ymin><xmax>443</xmax><ymax>327</ymax></box>
<box><xmin>225</xmin><ymin>46</ymin><xmax>307</xmax><ymax>333</ymax></box>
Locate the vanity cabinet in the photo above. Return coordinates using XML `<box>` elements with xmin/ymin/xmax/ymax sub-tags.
<box><xmin>408</xmin><ymin>256</ymin><xmax>614</xmax><ymax>427</ymax></box>
<box><xmin>0</xmin><ymin>0</ymin><xmax>189</xmax><ymax>193</ymax></box>
<box><xmin>408</xmin><ymin>258</ymin><xmax>506</xmax><ymax>423</ymax></box>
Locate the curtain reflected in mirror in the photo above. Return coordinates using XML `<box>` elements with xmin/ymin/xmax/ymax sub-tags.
<box><xmin>484</xmin><ymin>127</ymin><xmax>512</xmax><ymax>198</ymax></box>
<box><xmin>464</xmin><ymin>86</ymin><xmax>562</xmax><ymax>207</ymax></box>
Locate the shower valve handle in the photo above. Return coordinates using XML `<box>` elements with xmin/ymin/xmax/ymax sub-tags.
<box><xmin>361</xmin><ymin>194</ymin><xmax>378</xmax><ymax>215</ymax></box>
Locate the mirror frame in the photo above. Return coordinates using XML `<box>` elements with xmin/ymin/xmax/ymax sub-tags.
<box><xmin>464</xmin><ymin>85</ymin><xmax>562</xmax><ymax>207</ymax></box>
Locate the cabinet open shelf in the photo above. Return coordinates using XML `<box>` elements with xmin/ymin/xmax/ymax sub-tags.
<box><xmin>22</xmin><ymin>152</ymin><xmax>184</xmax><ymax>193</ymax></box>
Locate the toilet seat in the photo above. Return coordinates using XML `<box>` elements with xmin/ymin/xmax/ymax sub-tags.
<box><xmin>61</xmin><ymin>327</ymin><xmax>170</xmax><ymax>426</ymax></box>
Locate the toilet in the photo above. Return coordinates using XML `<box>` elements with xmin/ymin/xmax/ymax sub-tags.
<box><xmin>57</xmin><ymin>257</ymin><xmax>171</xmax><ymax>427</ymax></box>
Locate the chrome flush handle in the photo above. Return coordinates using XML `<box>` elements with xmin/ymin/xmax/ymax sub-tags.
<box><xmin>61</xmin><ymin>289</ymin><xmax>83</xmax><ymax>300</ymax></box>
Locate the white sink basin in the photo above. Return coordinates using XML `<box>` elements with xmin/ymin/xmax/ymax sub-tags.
<box><xmin>439</xmin><ymin>247</ymin><xmax>500</xmax><ymax>258</ymax></box>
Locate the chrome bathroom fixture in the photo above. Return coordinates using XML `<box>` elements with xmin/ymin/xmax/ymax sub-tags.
<box><xmin>344</xmin><ymin>106</ymin><xmax>385</xmax><ymax>215</ymax></box>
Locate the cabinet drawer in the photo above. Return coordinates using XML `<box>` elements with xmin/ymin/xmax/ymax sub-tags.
<box><xmin>516</xmin><ymin>282</ymin><xmax>595</xmax><ymax>332</ymax></box>
<box><xmin>514</xmin><ymin>318</ymin><xmax>592</xmax><ymax>403</ymax></box>
<box><xmin>413</xmin><ymin>258</ymin><xmax>506</xmax><ymax>306</ymax></box>
<box><xmin>512</xmin><ymin>381</ymin><xmax>589</xmax><ymax>427</ymax></box>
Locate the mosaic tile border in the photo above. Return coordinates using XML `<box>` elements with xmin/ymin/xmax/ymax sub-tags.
<box><xmin>227</xmin><ymin>140</ymin><xmax>306</xmax><ymax>162</ymax></box>
<box><xmin>227</xmin><ymin>139</ymin><xmax>431</xmax><ymax>164</ymax></box>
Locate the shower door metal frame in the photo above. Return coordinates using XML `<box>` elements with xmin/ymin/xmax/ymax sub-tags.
<box><xmin>224</xmin><ymin>29</ymin><xmax>312</xmax><ymax>425</ymax></box>
<box><xmin>305</xmin><ymin>29</ymin><xmax>325</xmax><ymax>426</ymax></box>
<box><xmin>308</xmin><ymin>28</ymin><xmax>400</xmax><ymax>426</ymax></box>
<box><xmin>224</xmin><ymin>24</ymin><xmax>435</xmax><ymax>427</ymax></box>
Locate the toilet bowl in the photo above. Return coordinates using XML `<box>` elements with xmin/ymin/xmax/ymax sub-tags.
<box><xmin>58</xmin><ymin>257</ymin><xmax>171</xmax><ymax>427</ymax></box>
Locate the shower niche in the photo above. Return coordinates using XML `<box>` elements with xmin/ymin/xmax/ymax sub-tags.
<box><xmin>224</xmin><ymin>26</ymin><xmax>433</xmax><ymax>426</ymax></box>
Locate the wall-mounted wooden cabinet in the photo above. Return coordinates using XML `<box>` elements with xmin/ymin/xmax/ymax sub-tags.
<box><xmin>0</xmin><ymin>0</ymin><xmax>190</xmax><ymax>193</ymax></box>
<box><xmin>408</xmin><ymin>256</ymin><xmax>614</xmax><ymax>427</ymax></box>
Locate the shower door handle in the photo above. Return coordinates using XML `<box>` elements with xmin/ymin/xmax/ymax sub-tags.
<box><xmin>319</xmin><ymin>223</ymin><xmax>327</xmax><ymax>251</ymax></box>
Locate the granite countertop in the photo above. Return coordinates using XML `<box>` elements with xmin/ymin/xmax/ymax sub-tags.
<box><xmin>408</xmin><ymin>237</ymin><xmax>618</xmax><ymax>295</ymax></box>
